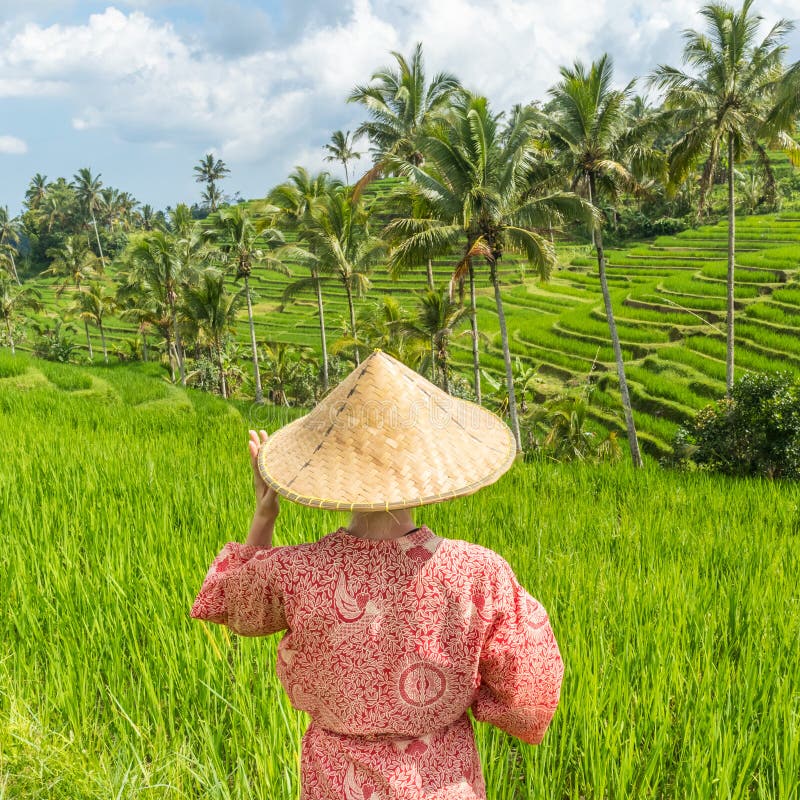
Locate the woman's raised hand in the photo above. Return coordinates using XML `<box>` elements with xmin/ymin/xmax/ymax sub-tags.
<box><xmin>249</xmin><ymin>429</ymin><xmax>279</xmax><ymax>519</ymax></box>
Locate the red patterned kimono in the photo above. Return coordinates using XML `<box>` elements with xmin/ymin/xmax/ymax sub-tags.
<box><xmin>190</xmin><ymin>525</ymin><xmax>563</xmax><ymax>799</ymax></box>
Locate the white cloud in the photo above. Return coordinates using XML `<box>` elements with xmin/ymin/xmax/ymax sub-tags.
<box><xmin>0</xmin><ymin>3</ymin><xmax>399</xmax><ymax>168</ymax></box>
<box><xmin>0</xmin><ymin>0</ymin><xmax>797</xmax><ymax>195</ymax></box>
<box><xmin>0</xmin><ymin>135</ymin><xmax>28</xmax><ymax>155</ymax></box>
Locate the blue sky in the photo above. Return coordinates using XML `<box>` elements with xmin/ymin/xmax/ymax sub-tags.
<box><xmin>1</xmin><ymin>0</ymin><xmax>798</xmax><ymax>215</ymax></box>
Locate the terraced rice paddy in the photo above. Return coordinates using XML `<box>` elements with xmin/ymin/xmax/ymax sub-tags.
<box><xmin>13</xmin><ymin>182</ymin><xmax>800</xmax><ymax>455</ymax></box>
<box><xmin>1</xmin><ymin>354</ymin><xmax>799</xmax><ymax>798</ymax></box>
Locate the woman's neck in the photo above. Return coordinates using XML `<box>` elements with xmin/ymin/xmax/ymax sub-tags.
<box><xmin>346</xmin><ymin>509</ymin><xmax>417</xmax><ymax>540</ymax></box>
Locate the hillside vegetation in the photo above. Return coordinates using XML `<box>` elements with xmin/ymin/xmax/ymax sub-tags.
<box><xmin>11</xmin><ymin>182</ymin><xmax>800</xmax><ymax>456</ymax></box>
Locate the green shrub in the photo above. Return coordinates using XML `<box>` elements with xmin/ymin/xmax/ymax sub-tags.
<box><xmin>674</xmin><ymin>371</ymin><xmax>800</xmax><ymax>478</ymax></box>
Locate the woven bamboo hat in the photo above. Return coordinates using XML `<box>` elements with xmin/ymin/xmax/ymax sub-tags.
<box><xmin>257</xmin><ymin>350</ymin><xmax>517</xmax><ymax>511</ymax></box>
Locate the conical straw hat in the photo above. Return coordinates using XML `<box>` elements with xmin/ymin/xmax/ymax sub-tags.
<box><xmin>257</xmin><ymin>350</ymin><xmax>517</xmax><ymax>511</ymax></box>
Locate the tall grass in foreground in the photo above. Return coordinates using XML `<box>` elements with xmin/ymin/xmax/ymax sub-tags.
<box><xmin>1</xmin><ymin>359</ymin><xmax>800</xmax><ymax>798</ymax></box>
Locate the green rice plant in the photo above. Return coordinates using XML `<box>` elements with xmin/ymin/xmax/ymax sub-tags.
<box><xmin>624</xmin><ymin>366</ymin><xmax>711</xmax><ymax>410</ymax></box>
<box><xmin>770</xmin><ymin>286</ymin><xmax>800</xmax><ymax>305</ymax></box>
<box><xmin>656</xmin><ymin>346</ymin><xmax>728</xmax><ymax>383</ymax></box>
<box><xmin>700</xmin><ymin>265</ymin><xmax>782</xmax><ymax>284</ymax></box>
<box><xmin>736</xmin><ymin>322</ymin><xmax>800</xmax><ymax>357</ymax></box>
<box><xmin>685</xmin><ymin>335</ymin><xmax>800</xmax><ymax>375</ymax></box>
<box><xmin>561</xmin><ymin>307</ymin><xmax>669</xmax><ymax>344</ymax></box>
<box><xmin>736</xmin><ymin>244</ymin><xmax>800</xmax><ymax>269</ymax></box>
<box><xmin>0</xmin><ymin>349</ymin><xmax>30</xmax><ymax>378</ymax></box>
<box><xmin>3</xmin><ymin>366</ymin><xmax>798</xmax><ymax>798</ymax></box>
<box><xmin>37</xmin><ymin>359</ymin><xmax>93</xmax><ymax>391</ymax></box>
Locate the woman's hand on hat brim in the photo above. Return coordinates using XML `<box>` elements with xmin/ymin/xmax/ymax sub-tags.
<box><xmin>249</xmin><ymin>429</ymin><xmax>279</xmax><ymax>520</ymax></box>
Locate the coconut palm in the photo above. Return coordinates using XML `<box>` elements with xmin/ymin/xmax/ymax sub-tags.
<box><xmin>127</xmin><ymin>231</ymin><xmax>188</xmax><ymax>384</ymax></box>
<box><xmin>349</xmin><ymin>42</ymin><xmax>461</xmax><ymax>167</ymax></box>
<box><xmin>73</xmin><ymin>167</ymin><xmax>107</xmax><ymax>269</ymax></box>
<box><xmin>0</xmin><ymin>207</ymin><xmax>22</xmax><ymax>284</ymax></box>
<box><xmin>649</xmin><ymin>0</ymin><xmax>800</xmax><ymax>395</ymax></box>
<box><xmin>67</xmin><ymin>279</ymin><xmax>118</xmax><ymax>364</ymax></box>
<box><xmin>0</xmin><ymin>274</ymin><xmax>42</xmax><ymax>355</ymax></box>
<box><xmin>44</xmin><ymin>235</ymin><xmax>102</xmax><ymax>358</ymax></box>
<box><xmin>115</xmin><ymin>272</ymin><xmax>160</xmax><ymax>363</ymax></box>
<box><xmin>385</xmin><ymin>93</ymin><xmax>593</xmax><ymax>449</ymax></box>
<box><xmin>205</xmin><ymin>203</ymin><xmax>287</xmax><ymax>404</ymax></box>
<box><xmin>285</xmin><ymin>187</ymin><xmax>385</xmax><ymax>367</ymax></box>
<box><xmin>194</xmin><ymin>154</ymin><xmax>230</xmax><ymax>212</ymax></box>
<box><xmin>25</xmin><ymin>173</ymin><xmax>49</xmax><ymax>211</ymax></box>
<box><xmin>544</xmin><ymin>55</ymin><xmax>664</xmax><ymax>467</ymax></box>
<box><xmin>400</xmin><ymin>288</ymin><xmax>469</xmax><ymax>393</ymax></box>
<box><xmin>350</xmin><ymin>43</ymin><xmax>461</xmax><ymax>292</ymax></box>
<box><xmin>269</xmin><ymin>169</ymin><xmax>342</xmax><ymax>391</ymax></box>
<box><xmin>258</xmin><ymin>341</ymin><xmax>316</xmax><ymax>406</ymax></box>
<box><xmin>324</xmin><ymin>130</ymin><xmax>362</xmax><ymax>184</ymax></box>
<box><xmin>181</xmin><ymin>267</ymin><xmax>244</xmax><ymax>398</ymax></box>
<box><xmin>332</xmin><ymin>295</ymin><xmax>421</xmax><ymax>365</ymax></box>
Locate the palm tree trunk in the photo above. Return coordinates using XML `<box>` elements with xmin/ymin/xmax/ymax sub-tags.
<box><xmin>468</xmin><ymin>262</ymin><xmax>481</xmax><ymax>404</ymax></box>
<box><xmin>90</xmin><ymin>211</ymin><xmax>106</xmax><ymax>270</ymax></box>
<box><xmin>99</xmin><ymin>320</ymin><xmax>108</xmax><ymax>364</ymax></box>
<box><xmin>726</xmin><ymin>135</ymin><xmax>736</xmax><ymax>397</ymax></box>
<box><xmin>9</xmin><ymin>252</ymin><xmax>20</xmax><ymax>285</ymax></box>
<box><xmin>244</xmin><ymin>275</ymin><xmax>263</xmax><ymax>403</ymax></box>
<box><xmin>314</xmin><ymin>272</ymin><xmax>329</xmax><ymax>392</ymax></box>
<box><xmin>171</xmin><ymin>303</ymin><xmax>186</xmax><ymax>386</ymax></box>
<box><xmin>440</xmin><ymin>339</ymin><xmax>450</xmax><ymax>394</ymax></box>
<box><xmin>216</xmin><ymin>336</ymin><xmax>227</xmax><ymax>399</ymax></box>
<box><xmin>591</xmin><ymin>176</ymin><xmax>643</xmax><ymax>468</ymax></box>
<box><xmin>164</xmin><ymin>327</ymin><xmax>175</xmax><ymax>382</ymax></box>
<box><xmin>587</xmin><ymin>178</ymin><xmax>597</xmax><ymax>248</ymax></box>
<box><xmin>490</xmin><ymin>261</ymin><xmax>522</xmax><ymax>453</ymax></box>
<box><xmin>426</xmin><ymin>258</ymin><xmax>434</xmax><ymax>289</ymax></box>
<box><xmin>344</xmin><ymin>281</ymin><xmax>359</xmax><ymax>366</ymax></box>
<box><xmin>84</xmin><ymin>321</ymin><xmax>94</xmax><ymax>359</ymax></box>
<box><xmin>141</xmin><ymin>332</ymin><xmax>148</xmax><ymax>362</ymax></box>
<box><xmin>5</xmin><ymin>317</ymin><xmax>14</xmax><ymax>355</ymax></box>
<box><xmin>343</xmin><ymin>161</ymin><xmax>349</xmax><ymax>185</ymax></box>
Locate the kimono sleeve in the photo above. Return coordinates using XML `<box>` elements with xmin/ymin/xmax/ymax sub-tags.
<box><xmin>470</xmin><ymin>557</ymin><xmax>564</xmax><ymax>745</ymax></box>
<box><xmin>189</xmin><ymin>542</ymin><xmax>288</xmax><ymax>636</ymax></box>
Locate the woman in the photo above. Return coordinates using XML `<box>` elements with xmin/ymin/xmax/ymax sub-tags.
<box><xmin>191</xmin><ymin>350</ymin><xmax>563</xmax><ymax>799</ymax></box>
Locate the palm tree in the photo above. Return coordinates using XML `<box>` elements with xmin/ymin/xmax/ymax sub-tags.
<box><xmin>115</xmin><ymin>271</ymin><xmax>160</xmax><ymax>363</ymax></box>
<box><xmin>286</xmin><ymin>187</ymin><xmax>385</xmax><ymax>367</ymax></box>
<box><xmin>350</xmin><ymin>43</ymin><xmax>461</xmax><ymax>291</ymax></box>
<box><xmin>649</xmin><ymin>0</ymin><xmax>800</xmax><ymax>395</ymax></box>
<box><xmin>349</xmin><ymin>42</ymin><xmax>461</xmax><ymax>167</ymax></box>
<box><xmin>181</xmin><ymin>268</ymin><xmax>244</xmax><ymax>398</ymax></box>
<box><xmin>401</xmin><ymin>288</ymin><xmax>469</xmax><ymax>393</ymax></box>
<box><xmin>0</xmin><ymin>274</ymin><xmax>42</xmax><ymax>355</ymax></box>
<box><xmin>324</xmin><ymin>130</ymin><xmax>362</xmax><ymax>184</ymax></box>
<box><xmin>73</xmin><ymin>167</ymin><xmax>107</xmax><ymax>269</ymax></box>
<box><xmin>0</xmin><ymin>207</ymin><xmax>22</xmax><ymax>285</ymax></box>
<box><xmin>385</xmin><ymin>93</ymin><xmax>592</xmax><ymax>449</ymax></box>
<box><xmin>127</xmin><ymin>231</ymin><xmax>188</xmax><ymax>384</ymax></box>
<box><xmin>544</xmin><ymin>56</ymin><xmax>664</xmax><ymax>467</ymax></box>
<box><xmin>269</xmin><ymin>169</ymin><xmax>341</xmax><ymax>391</ymax></box>
<box><xmin>25</xmin><ymin>173</ymin><xmax>49</xmax><ymax>211</ymax></box>
<box><xmin>332</xmin><ymin>295</ymin><xmax>422</xmax><ymax>365</ymax></box>
<box><xmin>258</xmin><ymin>341</ymin><xmax>316</xmax><ymax>405</ymax></box>
<box><xmin>67</xmin><ymin>280</ymin><xmax>118</xmax><ymax>364</ymax></box>
<box><xmin>205</xmin><ymin>203</ymin><xmax>287</xmax><ymax>404</ymax></box>
<box><xmin>194</xmin><ymin>154</ymin><xmax>230</xmax><ymax>212</ymax></box>
<box><xmin>44</xmin><ymin>235</ymin><xmax>101</xmax><ymax>358</ymax></box>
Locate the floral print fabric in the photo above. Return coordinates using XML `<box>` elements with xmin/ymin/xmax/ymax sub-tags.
<box><xmin>190</xmin><ymin>525</ymin><xmax>563</xmax><ymax>799</ymax></box>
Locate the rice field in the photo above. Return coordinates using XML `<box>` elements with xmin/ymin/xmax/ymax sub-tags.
<box><xmin>11</xmin><ymin>178</ymin><xmax>800</xmax><ymax>456</ymax></box>
<box><xmin>1</xmin><ymin>353</ymin><xmax>799</xmax><ymax>799</ymax></box>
